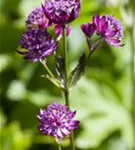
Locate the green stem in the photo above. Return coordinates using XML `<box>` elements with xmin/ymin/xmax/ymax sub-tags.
<box><xmin>58</xmin><ymin>144</ymin><xmax>62</xmax><ymax>150</ymax></box>
<box><xmin>64</xmin><ymin>89</ymin><xmax>69</xmax><ymax>107</ymax></box>
<box><xmin>86</xmin><ymin>37</ymin><xmax>104</xmax><ymax>65</ymax></box>
<box><xmin>62</xmin><ymin>25</ymin><xmax>69</xmax><ymax>107</ymax></box>
<box><xmin>70</xmin><ymin>132</ymin><xmax>76</xmax><ymax>150</ymax></box>
<box><xmin>41</xmin><ymin>60</ymin><xmax>54</xmax><ymax>77</ymax></box>
<box><xmin>87</xmin><ymin>50</ymin><xmax>93</xmax><ymax>63</ymax></box>
<box><xmin>62</xmin><ymin>25</ymin><xmax>76</xmax><ymax>150</ymax></box>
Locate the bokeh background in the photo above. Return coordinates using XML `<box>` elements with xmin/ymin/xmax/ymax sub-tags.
<box><xmin>0</xmin><ymin>0</ymin><xmax>135</xmax><ymax>150</ymax></box>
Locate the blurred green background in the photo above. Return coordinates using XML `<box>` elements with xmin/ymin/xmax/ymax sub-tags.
<box><xmin>0</xmin><ymin>0</ymin><xmax>135</xmax><ymax>150</ymax></box>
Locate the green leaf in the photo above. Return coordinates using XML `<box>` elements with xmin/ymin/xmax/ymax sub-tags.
<box><xmin>55</xmin><ymin>56</ymin><xmax>65</xmax><ymax>80</ymax></box>
<box><xmin>70</xmin><ymin>78</ymin><xmax>133</xmax><ymax>149</ymax></box>
<box><xmin>68</xmin><ymin>53</ymin><xmax>86</xmax><ymax>87</ymax></box>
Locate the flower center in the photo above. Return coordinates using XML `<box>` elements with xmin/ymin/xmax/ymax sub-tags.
<box><xmin>56</xmin><ymin>121</ymin><xmax>61</xmax><ymax>126</ymax></box>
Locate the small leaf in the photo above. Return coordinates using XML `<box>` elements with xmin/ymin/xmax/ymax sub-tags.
<box><xmin>55</xmin><ymin>56</ymin><xmax>65</xmax><ymax>80</ymax></box>
<box><xmin>16</xmin><ymin>46</ymin><xmax>28</xmax><ymax>55</ymax></box>
<box><xmin>68</xmin><ymin>53</ymin><xmax>86</xmax><ymax>87</ymax></box>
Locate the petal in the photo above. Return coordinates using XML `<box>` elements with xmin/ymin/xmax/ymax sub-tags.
<box><xmin>67</xmin><ymin>120</ymin><xmax>80</xmax><ymax>130</ymax></box>
<box><xmin>105</xmin><ymin>30</ymin><xmax>117</xmax><ymax>37</ymax></box>
<box><xmin>93</xmin><ymin>15</ymin><xmax>100</xmax><ymax>26</ymax></box>
<box><xmin>102</xmin><ymin>22</ymin><xmax>108</xmax><ymax>32</ymax></box>
<box><xmin>57</xmin><ymin>128</ymin><xmax>64</xmax><ymax>138</ymax></box>
<box><xmin>105</xmin><ymin>38</ymin><xmax>121</xmax><ymax>47</ymax></box>
<box><xmin>61</xmin><ymin>127</ymin><xmax>71</xmax><ymax>135</ymax></box>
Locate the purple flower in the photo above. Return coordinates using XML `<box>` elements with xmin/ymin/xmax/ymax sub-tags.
<box><xmin>81</xmin><ymin>23</ymin><xmax>96</xmax><ymax>37</ymax></box>
<box><xmin>42</xmin><ymin>0</ymin><xmax>80</xmax><ymax>24</ymax></box>
<box><xmin>26</xmin><ymin>7</ymin><xmax>51</xmax><ymax>30</ymax></box>
<box><xmin>55</xmin><ymin>24</ymin><xmax>71</xmax><ymax>37</ymax></box>
<box><xmin>19</xmin><ymin>29</ymin><xmax>57</xmax><ymax>62</ymax></box>
<box><xmin>37</xmin><ymin>103</ymin><xmax>79</xmax><ymax>141</ymax></box>
<box><xmin>93</xmin><ymin>15</ymin><xmax>123</xmax><ymax>47</ymax></box>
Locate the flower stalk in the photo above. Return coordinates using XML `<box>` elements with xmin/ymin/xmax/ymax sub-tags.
<box><xmin>58</xmin><ymin>144</ymin><xmax>62</xmax><ymax>150</ymax></box>
<box><xmin>40</xmin><ymin>59</ymin><xmax>54</xmax><ymax>77</ymax></box>
<box><xmin>63</xmin><ymin>25</ymin><xmax>69</xmax><ymax>107</ymax></box>
<box><xmin>62</xmin><ymin>25</ymin><xmax>76</xmax><ymax>150</ymax></box>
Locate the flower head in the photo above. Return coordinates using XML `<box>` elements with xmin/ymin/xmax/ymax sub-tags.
<box><xmin>37</xmin><ymin>103</ymin><xmax>79</xmax><ymax>141</ymax></box>
<box><xmin>81</xmin><ymin>23</ymin><xmax>96</xmax><ymax>37</ymax></box>
<box><xmin>26</xmin><ymin>7</ymin><xmax>51</xmax><ymax>30</ymax></box>
<box><xmin>42</xmin><ymin>0</ymin><xmax>80</xmax><ymax>24</ymax></box>
<box><xmin>93</xmin><ymin>15</ymin><xmax>123</xmax><ymax>47</ymax></box>
<box><xmin>19</xmin><ymin>29</ymin><xmax>57</xmax><ymax>62</ymax></box>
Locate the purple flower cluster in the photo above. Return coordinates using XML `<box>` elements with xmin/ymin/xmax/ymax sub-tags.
<box><xmin>37</xmin><ymin>103</ymin><xmax>79</xmax><ymax>141</ymax></box>
<box><xmin>81</xmin><ymin>15</ymin><xmax>123</xmax><ymax>47</ymax></box>
<box><xmin>26</xmin><ymin>7</ymin><xmax>51</xmax><ymax>30</ymax></box>
<box><xmin>19</xmin><ymin>29</ymin><xmax>57</xmax><ymax>62</ymax></box>
<box><xmin>42</xmin><ymin>0</ymin><xmax>80</xmax><ymax>24</ymax></box>
<box><xmin>19</xmin><ymin>0</ymin><xmax>80</xmax><ymax>62</ymax></box>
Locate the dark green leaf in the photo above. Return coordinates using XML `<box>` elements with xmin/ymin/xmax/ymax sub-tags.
<box><xmin>55</xmin><ymin>56</ymin><xmax>65</xmax><ymax>80</ymax></box>
<box><xmin>68</xmin><ymin>53</ymin><xmax>86</xmax><ymax>87</ymax></box>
